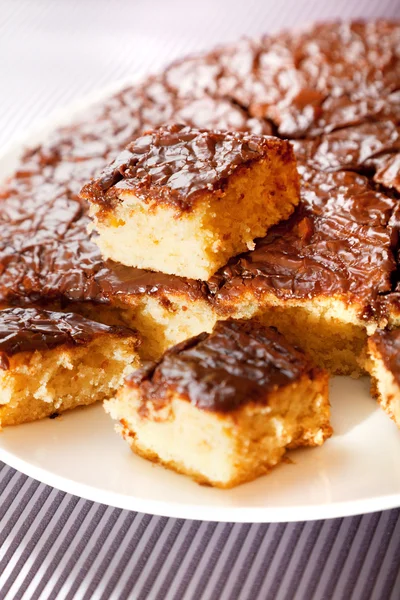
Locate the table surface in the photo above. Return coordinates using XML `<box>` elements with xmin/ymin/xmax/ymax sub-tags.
<box><xmin>0</xmin><ymin>1</ymin><xmax>400</xmax><ymax>598</ymax></box>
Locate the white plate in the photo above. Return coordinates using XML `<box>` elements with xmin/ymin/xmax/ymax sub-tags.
<box><xmin>1</xmin><ymin>378</ymin><xmax>400</xmax><ymax>522</ymax></box>
<box><xmin>0</xmin><ymin>84</ymin><xmax>399</xmax><ymax>523</ymax></box>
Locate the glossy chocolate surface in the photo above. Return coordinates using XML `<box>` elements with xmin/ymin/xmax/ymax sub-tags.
<box><xmin>81</xmin><ymin>124</ymin><xmax>292</xmax><ymax>212</ymax></box>
<box><xmin>127</xmin><ymin>320</ymin><xmax>315</xmax><ymax>412</ymax></box>
<box><xmin>0</xmin><ymin>307</ymin><xmax>137</xmax><ymax>369</ymax></box>
<box><xmin>293</xmin><ymin>121</ymin><xmax>400</xmax><ymax>192</ymax></box>
<box><xmin>163</xmin><ymin>21</ymin><xmax>400</xmax><ymax>138</ymax></box>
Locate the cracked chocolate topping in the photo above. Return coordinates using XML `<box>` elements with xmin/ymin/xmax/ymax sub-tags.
<box><xmin>126</xmin><ymin>320</ymin><xmax>316</xmax><ymax>413</ymax></box>
<box><xmin>0</xmin><ymin>20</ymin><xmax>398</xmax><ymax>320</ymax></box>
<box><xmin>0</xmin><ymin>307</ymin><xmax>138</xmax><ymax>370</ymax></box>
<box><xmin>163</xmin><ymin>21</ymin><xmax>400</xmax><ymax>138</ymax></box>
<box><xmin>81</xmin><ymin>124</ymin><xmax>292</xmax><ymax>212</ymax></box>
<box><xmin>292</xmin><ymin>121</ymin><xmax>400</xmax><ymax>191</ymax></box>
<box><xmin>371</xmin><ymin>328</ymin><xmax>400</xmax><ymax>387</ymax></box>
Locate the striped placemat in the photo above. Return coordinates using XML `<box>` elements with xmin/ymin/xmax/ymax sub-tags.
<box><xmin>0</xmin><ymin>464</ymin><xmax>399</xmax><ymax>599</ymax></box>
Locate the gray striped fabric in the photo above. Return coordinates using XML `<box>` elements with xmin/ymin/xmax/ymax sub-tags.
<box><xmin>0</xmin><ymin>463</ymin><xmax>399</xmax><ymax>599</ymax></box>
<box><xmin>1</xmin><ymin>1</ymin><xmax>400</xmax><ymax>598</ymax></box>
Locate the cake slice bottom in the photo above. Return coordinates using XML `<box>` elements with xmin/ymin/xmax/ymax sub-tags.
<box><xmin>105</xmin><ymin>320</ymin><xmax>331</xmax><ymax>488</ymax></box>
<box><xmin>106</xmin><ymin>374</ymin><xmax>331</xmax><ymax>488</ymax></box>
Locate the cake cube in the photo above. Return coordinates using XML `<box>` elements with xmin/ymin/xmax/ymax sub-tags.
<box><xmin>0</xmin><ymin>308</ymin><xmax>140</xmax><ymax>427</ymax></box>
<box><xmin>367</xmin><ymin>329</ymin><xmax>400</xmax><ymax>429</ymax></box>
<box><xmin>105</xmin><ymin>320</ymin><xmax>331</xmax><ymax>488</ymax></box>
<box><xmin>208</xmin><ymin>167</ymin><xmax>398</xmax><ymax>377</ymax></box>
<box><xmin>81</xmin><ymin>124</ymin><xmax>300</xmax><ymax>280</ymax></box>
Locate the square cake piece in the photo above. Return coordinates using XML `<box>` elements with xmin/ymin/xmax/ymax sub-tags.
<box><xmin>81</xmin><ymin>124</ymin><xmax>299</xmax><ymax>280</ymax></box>
<box><xmin>367</xmin><ymin>329</ymin><xmax>400</xmax><ymax>429</ymax></box>
<box><xmin>0</xmin><ymin>308</ymin><xmax>140</xmax><ymax>427</ymax></box>
<box><xmin>105</xmin><ymin>320</ymin><xmax>331</xmax><ymax>488</ymax></box>
<box><xmin>209</xmin><ymin>166</ymin><xmax>398</xmax><ymax>377</ymax></box>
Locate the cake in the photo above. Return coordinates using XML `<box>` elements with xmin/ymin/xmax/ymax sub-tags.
<box><xmin>367</xmin><ymin>329</ymin><xmax>400</xmax><ymax>429</ymax></box>
<box><xmin>81</xmin><ymin>124</ymin><xmax>300</xmax><ymax>280</ymax></box>
<box><xmin>0</xmin><ymin>18</ymin><xmax>397</xmax><ymax>493</ymax></box>
<box><xmin>105</xmin><ymin>320</ymin><xmax>331</xmax><ymax>488</ymax></box>
<box><xmin>209</xmin><ymin>165</ymin><xmax>398</xmax><ymax>375</ymax></box>
<box><xmin>0</xmin><ymin>308</ymin><xmax>140</xmax><ymax>426</ymax></box>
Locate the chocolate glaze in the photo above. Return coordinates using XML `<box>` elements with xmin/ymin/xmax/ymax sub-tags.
<box><xmin>0</xmin><ymin>20</ymin><xmax>398</xmax><ymax>320</ymax></box>
<box><xmin>293</xmin><ymin>121</ymin><xmax>400</xmax><ymax>192</ymax></box>
<box><xmin>81</xmin><ymin>124</ymin><xmax>292</xmax><ymax>212</ymax></box>
<box><xmin>127</xmin><ymin>320</ymin><xmax>316</xmax><ymax>413</ymax></box>
<box><xmin>371</xmin><ymin>328</ymin><xmax>400</xmax><ymax>387</ymax></box>
<box><xmin>0</xmin><ymin>307</ymin><xmax>138</xmax><ymax>370</ymax></box>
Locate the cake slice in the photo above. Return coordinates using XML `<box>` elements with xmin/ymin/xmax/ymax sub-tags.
<box><xmin>209</xmin><ymin>167</ymin><xmax>398</xmax><ymax>376</ymax></box>
<box><xmin>0</xmin><ymin>308</ymin><xmax>140</xmax><ymax>427</ymax></box>
<box><xmin>81</xmin><ymin>124</ymin><xmax>300</xmax><ymax>280</ymax></box>
<box><xmin>105</xmin><ymin>320</ymin><xmax>331</xmax><ymax>488</ymax></box>
<box><xmin>367</xmin><ymin>329</ymin><xmax>400</xmax><ymax>429</ymax></box>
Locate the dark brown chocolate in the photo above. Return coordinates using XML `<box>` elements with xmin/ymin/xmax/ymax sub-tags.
<box><xmin>0</xmin><ymin>307</ymin><xmax>138</xmax><ymax>369</ymax></box>
<box><xmin>371</xmin><ymin>328</ymin><xmax>400</xmax><ymax>387</ymax></box>
<box><xmin>138</xmin><ymin>77</ymin><xmax>272</xmax><ymax>135</ymax></box>
<box><xmin>81</xmin><ymin>124</ymin><xmax>292</xmax><ymax>212</ymax></box>
<box><xmin>292</xmin><ymin>121</ymin><xmax>400</xmax><ymax>191</ymax></box>
<box><xmin>163</xmin><ymin>21</ymin><xmax>400</xmax><ymax>138</ymax></box>
<box><xmin>127</xmin><ymin>320</ymin><xmax>315</xmax><ymax>413</ymax></box>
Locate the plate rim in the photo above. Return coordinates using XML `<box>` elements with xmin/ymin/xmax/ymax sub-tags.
<box><xmin>1</xmin><ymin>445</ymin><xmax>400</xmax><ymax>522</ymax></box>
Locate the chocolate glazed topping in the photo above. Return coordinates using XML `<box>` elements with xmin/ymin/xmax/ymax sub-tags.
<box><xmin>0</xmin><ymin>307</ymin><xmax>137</xmax><ymax>370</ymax></box>
<box><xmin>81</xmin><ymin>124</ymin><xmax>291</xmax><ymax>212</ymax></box>
<box><xmin>163</xmin><ymin>21</ymin><xmax>400</xmax><ymax>138</ymax></box>
<box><xmin>127</xmin><ymin>320</ymin><xmax>314</xmax><ymax>413</ymax></box>
<box><xmin>372</xmin><ymin>329</ymin><xmax>400</xmax><ymax>388</ymax></box>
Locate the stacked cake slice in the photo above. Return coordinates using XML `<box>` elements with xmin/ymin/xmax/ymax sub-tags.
<box><xmin>81</xmin><ymin>123</ymin><xmax>300</xmax><ymax>280</ymax></box>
